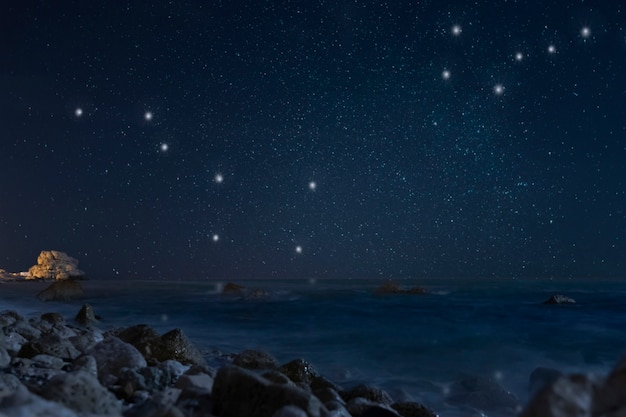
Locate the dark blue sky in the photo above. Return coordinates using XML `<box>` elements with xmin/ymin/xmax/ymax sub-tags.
<box><xmin>2</xmin><ymin>1</ymin><xmax>625</xmax><ymax>280</ymax></box>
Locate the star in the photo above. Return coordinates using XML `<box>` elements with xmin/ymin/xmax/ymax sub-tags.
<box><xmin>144</xmin><ymin>111</ymin><xmax>153</xmax><ymax>121</ymax></box>
<box><xmin>514</xmin><ymin>52</ymin><xmax>524</xmax><ymax>62</ymax></box>
<box><xmin>441</xmin><ymin>69</ymin><xmax>451</xmax><ymax>80</ymax></box>
<box><xmin>214</xmin><ymin>173</ymin><xmax>224</xmax><ymax>184</ymax></box>
<box><xmin>74</xmin><ymin>108</ymin><xmax>83</xmax><ymax>117</ymax></box>
<box><xmin>308</xmin><ymin>181</ymin><xmax>317</xmax><ymax>191</ymax></box>
<box><xmin>451</xmin><ymin>25</ymin><xmax>462</xmax><ymax>36</ymax></box>
<box><xmin>295</xmin><ymin>246</ymin><xmax>303</xmax><ymax>254</ymax></box>
<box><xmin>160</xmin><ymin>143</ymin><xmax>169</xmax><ymax>152</ymax></box>
<box><xmin>580</xmin><ymin>26</ymin><xmax>591</xmax><ymax>39</ymax></box>
<box><xmin>212</xmin><ymin>234</ymin><xmax>219</xmax><ymax>242</ymax></box>
<box><xmin>493</xmin><ymin>84</ymin><xmax>505</xmax><ymax>95</ymax></box>
<box><xmin>547</xmin><ymin>44</ymin><xmax>557</xmax><ymax>54</ymax></box>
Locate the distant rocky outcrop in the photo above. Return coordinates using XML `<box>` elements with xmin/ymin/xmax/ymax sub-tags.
<box><xmin>36</xmin><ymin>279</ymin><xmax>84</xmax><ymax>301</ymax></box>
<box><xmin>28</xmin><ymin>250</ymin><xmax>85</xmax><ymax>280</ymax></box>
<box><xmin>543</xmin><ymin>294</ymin><xmax>576</xmax><ymax>305</ymax></box>
<box><xmin>221</xmin><ymin>282</ymin><xmax>269</xmax><ymax>299</ymax></box>
<box><xmin>375</xmin><ymin>281</ymin><xmax>428</xmax><ymax>295</ymax></box>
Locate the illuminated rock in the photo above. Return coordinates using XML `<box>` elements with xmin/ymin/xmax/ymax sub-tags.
<box><xmin>27</xmin><ymin>250</ymin><xmax>85</xmax><ymax>280</ymax></box>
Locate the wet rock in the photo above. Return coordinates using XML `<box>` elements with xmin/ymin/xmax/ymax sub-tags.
<box><xmin>40</xmin><ymin>312</ymin><xmax>65</xmax><ymax>324</ymax></box>
<box><xmin>75</xmin><ymin>303</ymin><xmax>98</xmax><ymax>325</ymax></box>
<box><xmin>391</xmin><ymin>402</ymin><xmax>438</xmax><ymax>417</ymax></box>
<box><xmin>71</xmin><ymin>354</ymin><xmax>98</xmax><ymax>377</ymax></box>
<box><xmin>36</xmin><ymin>279</ymin><xmax>84</xmax><ymax>301</ymax></box>
<box><xmin>0</xmin><ymin>385</ymin><xmax>80</xmax><ymax>417</ymax></box>
<box><xmin>544</xmin><ymin>294</ymin><xmax>576</xmax><ymax>304</ymax></box>
<box><xmin>212</xmin><ymin>365</ymin><xmax>326</xmax><ymax>417</ymax></box>
<box><xmin>88</xmin><ymin>336</ymin><xmax>147</xmax><ymax>386</ymax></box>
<box><xmin>18</xmin><ymin>333</ymin><xmax>81</xmax><ymax>361</ymax></box>
<box><xmin>157</xmin><ymin>328</ymin><xmax>207</xmax><ymax>368</ymax></box>
<box><xmin>529</xmin><ymin>367</ymin><xmax>564</xmax><ymax>396</ymax></box>
<box><xmin>112</xmin><ymin>324</ymin><xmax>161</xmax><ymax>360</ymax></box>
<box><xmin>277</xmin><ymin>358</ymin><xmax>319</xmax><ymax>386</ymax></box>
<box><xmin>520</xmin><ymin>374</ymin><xmax>595</xmax><ymax>417</ymax></box>
<box><xmin>233</xmin><ymin>349</ymin><xmax>279</xmax><ymax>370</ymax></box>
<box><xmin>41</xmin><ymin>370</ymin><xmax>122</xmax><ymax>415</ymax></box>
<box><xmin>445</xmin><ymin>375</ymin><xmax>521</xmax><ymax>415</ymax></box>
<box><xmin>341</xmin><ymin>384</ymin><xmax>393</xmax><ymax>405</ymax></box>
<box><xmin>28</xmin><ymin>250</ymin><xmax>85</xmax><ymax>280</ymax></box>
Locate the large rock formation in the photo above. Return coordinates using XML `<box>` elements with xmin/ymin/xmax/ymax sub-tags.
<box><xmin>28</xmin><ymin>250</ymin><xmax>85</xmax><ymax>280</ymax></box>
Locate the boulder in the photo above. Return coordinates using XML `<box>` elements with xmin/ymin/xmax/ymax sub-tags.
<box><xmin>391</xmin><ymin>402</ymin><xmax>438</xmax><ymax>417</ymax></box>
<box><xmin>40</xmin><ymin>312</ymin><xmax>65</xmax><ymax>324</ymax></box>
<box><xmin>445</xmin><ymin>375</ymin><xmax>521</xmax><ymax>415</ymax></box>
<box><xmin>233</xmin><ymin>349</ymin><xmax>279</xmax><ymax>370</ymax></box>
<box><xmin>212</xmin><ymin>366</ymin><xmax>326</xmax><ymax>417</ymax></box>
<box><xmin>75</xmin><ymin>304</ymin><xmax>98</xmax><ymax>325</ymax></box>
<box><xmin>595</xmin><ymin>354</ymin><xmax>626</xmax><ymax>415</ymax></box>
<box><xmin>277</xmin><ymin>358</ymin><xmax>319</xmax><ymax>386</ymax></box>
<box><xmin>519</xmin><ymin>374</ymin><xmax>595</xmax><ymax>417</ymax></box>
<box><xmin>113</xmin><ymin>324</ymin><xmax>161</xmax><ymax>362</ymax></box>
<box><xmin>36</xmin><ymin>279</ymin><xmax>84</xmax><ymax>301</ymax></box>
<box><xmin>156</xmin><ymin>328</ymin><xmax>207</xmax><ymax>368</ymax></box>
<box><xmin>88</xmin><ymin>337</ymin><xmax>147</xmax><ymax>386</ymax></box>
<box><xmin>341</xmin><ymin>384</ymin><xmax>393</xmax><ymax>405</ymax></box>
<box><xmin>0</xmin><ymin>385</ymin><xmax>80</xmax><ymax>417</ymax></box>
<box><xmin>27</xmin><ymin>250</ymin><xmax>85</xmax><ymax>280</ymax></box>
<box><xmin>41</xmin><ymin>371</ymin><xmax>122</xmax><ymax>416</ymax></box>
<box><xmin>17</xmin><ymin>333</ymin><xmax>81</xmax><ymax>361</ymax></box>
<box><xmin>544</xmin><ymin>294</ymin><xmax>576</xmax><ymax>305</ymax></box>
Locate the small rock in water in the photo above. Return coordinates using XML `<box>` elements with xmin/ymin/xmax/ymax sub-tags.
<box><xmin>75</xmin><ymin>304</ymin><xmax>98</xmax><ymax>325</ymax></box>
<box><xmin>543</xmin><ymin>294</ymin><xmax>576</xmax><ymax>304</ymax></box>
<box><xmin>36</xmin><ymin>279</ymin><xmax>84</xmax><ymax>301</ymax></box>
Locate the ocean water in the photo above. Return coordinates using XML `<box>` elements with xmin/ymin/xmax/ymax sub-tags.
<box><xmin>2</xmin><ymin>277</ymin><xmax>626</xmax><ymax>416</ymax></box>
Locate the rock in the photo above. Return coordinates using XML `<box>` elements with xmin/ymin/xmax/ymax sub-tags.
<box><xmin>519</xmin><ymin>374</ymin><xmax>595</xmax><ymax>417</ymax></box>
<box><xmin>69</xmin><ymin>327</ymin><xmax>104</xmax><ymax>353</ymax></box>
<box><xmin>31</xmin><ymin>354</ymin><xmax>65</xmax><ymax>370</ymax></box>
<box><xmin>27</xmin><ymin>250</ymin><xmax>85</xmax><ymax>280</ymax></box>
<box><xmin>346</xmin><ymin>397</ymin><xmax>392</xmax><ymax>417</ymax></box>
<box><xmin>0</xmin><ymin>346</ymin><xmax>10</xmax><ymax>368</ymax></box>
<box><xmin>75</xmin><ymin>303</ymin><xmax>98</xmax><ymax>325</ymax></box>
<box><xmin>544</xmin><ymin>294</ymin><xmax>576</xmax><ymax>304</ymax></box>
<box><xmin>41</xmin><ymin>370</ymin><xmax>122</xmax><ymax>416</ymax></box>
<box><xmin>175</xmin><ymin>372</ymin><xmax>214</xmax><ymax>393</ymax></box>
<box><xmin>9</xmin><ymin>320</ymin><xmax>42</xmax><ymax>340</ymax></box>
<box><xmin>0</xmin><ymin>373</ymin><xmax>24</xmax><ymax>395</ymax></box>
<box><xmin>2</xmin><ymin>330</ymin><xmax>27</xmax><ymax>354</ymax></box>
<box><xmin>212</xmin><ymin>365</ymin><xmax>326</xmax><ymax>417</ymax></box>
<box><xmin>233</xmin><ymin>349</ymin><xmax>279</xmax><ymax>370</ymax></box>
<box><xmin>36</xmin><ymin>279</ymin><xmax>84</xmax><ymax>301</ymax></box>
<box><xmin>158</xmin><ymin>359</ymin><xmax>190</xmax><ymax>383</ymax></box>
<box><xmin>272</xmin><ymin>405</ymin><xmax>309</xmax><ymax>417</ymax></box>
<box><xmin>245</xmin><ymin>288</ymin><xmax>270</xmax><ymax>299</ymax></box>
<box><xmin>0</xmin><ymin>310</ymin><xmax>23</xmax><ymax>327</ymax></box>
<box><xmin>277</xmin><ymin>358</ymin><xmax>319</xmax><ymax>386</ymax></box>
<box><xmin>360</xmin><ymin>405</ymin><xmax>402</xmax><ymax>417</ymax></box>
<box><xmin>595</xmin><ymin>354</ymin><xmax>626</xmax><ymax>415</ymax></box>
<box><xmin>375</xmin><ymin>281</ymin><xmax>428</xmax><ymax>295</ymax></box>
<box><xmin>529</xmin><ymin>367</ymin><xmax>564</xmax><ymax>396</ymax></box>
<box><xmin>88</xmin><ymin>337</ymin><xmax>147</xmax><ymax>386</ymax></box>
<box><xmin>18</xmin><ymin>333</ymin><xmax>81</xmax><ymax>361</ymax></box>
<box><xmin>157</xmin><ymin>328</ymin><xmax>207</xmax><ymax>368</ymax></box>
<box><xmin>445</xmin><ymin>375</ymin><xmax>521</xmax><ymax>415</ymax></box>
<box><xmin>40</xmin><ymin>312</ymin><xmax>65</xmax><ymax>324</ymax></box>
<box><xmin>71</xmin><ymin>354</ymin><xmax>98</xmax><ymax>377</ymax></box>
<box><xmin>341</xmin><ymin>384</ymin><xmax>393</xmax><ymax>405</ymax></box>
<box><xmin>0</xmin><ymin>385</ymin><xmax>80</xmax><ymax>417</ymax></box>
<box><xmin>112</xmin><ymin>324</ymin><xmax>161</xmax><ymax>361</ymax></box>
<box><xmin>223</xmin><ymin>282</ymin><xmax>246</xmax><ymax>293</ymax></box>
<box><xmin>391</xmin><ymin>402</ymin><xmax>438</xmax><ymax>417</ymax></box>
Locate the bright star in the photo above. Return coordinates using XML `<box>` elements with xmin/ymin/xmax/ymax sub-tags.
<box><xmin>214</xmin><ymin>173</ymin><xmax>224</xmax><ymax>184</ymax></box>
<box><xmin>75</xmin><ymin>108</ymin><xmax>83</xmax><ymax>117</ymax></box>
<box><xmin>145</xmin><ymin>111</ymin><xmax>153</xmax><ymax>121</ymax></box>
<box><xmin>160</xmin><ymin>143</ymin><xmax>169</xmax><ymax>152</ymax></box>
<box><xmin>580</xmin><ymin>26</ymin><xmax>591</xmax><ymax>39</ymax></box>
<box><xmin>547</xmin><ymin>44</ymin><xmax>556</xmax><ymax>54</ymax></box>
<box><xmin>451</xmin><ymin>25</ymin><xmax>462</xmax><ymax>36</ymax></box>
<box><xmin>212</xmin><ymin>234</ymin><xmax>219</xmax><ymax>242</ymax></box>
<box><xmin>295</xmin><ymin>246</ymin><xmax>303</xmax><ymax>254</ymax></box>
<box><xmin>514</xmin><ymin>52</ymin><xmax>524</xmax><ymax>62</ymax></box>
<box><xmin>309</xmin><ymin>181</ymin><xmax>317</xmax><ymax>190</ymax></box>
<box><xmin>493</xmin><ymin>84</ymin><xmax>505</xmax><ymax>95</ymax></box>
<box><xmin>441</xmin><ymin>69</ymin><xmax>451</xmax><ymax>80</ymax></box>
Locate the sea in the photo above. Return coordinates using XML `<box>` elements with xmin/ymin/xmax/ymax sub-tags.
<box><xmin>2</xmin><ymin>277</ymin><xmax>626</xmax><ymax>416</ymax></box>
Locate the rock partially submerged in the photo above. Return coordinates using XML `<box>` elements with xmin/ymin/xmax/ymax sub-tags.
<box><xmin>375</xmin><ymin>281</ymin><xmax>428</xmax><ymax>295</ymax></box>
<box><xmin>36</xmin><ymin>279</ymin><xmax>84</xmax><ymax>301</ymax></box>
<box><xmin>543</xmin><ymin>294</ymin><xmax>576</xmax><ymax>305</ymax></box>
<box><xmin>221</xmin><ymin>281</ymin><xmax>269</xmax><ymax>299</ymax></box>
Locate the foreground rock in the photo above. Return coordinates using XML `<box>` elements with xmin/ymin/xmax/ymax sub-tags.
<box><xmin>27</xmin><ymin>250</ymin><xmax>85</xmax><ymax>280</ymax></box>
<box><xmin>36</xmin><ymin>279</ymin><xmax>84</xmax><ymax>301</ymax></box>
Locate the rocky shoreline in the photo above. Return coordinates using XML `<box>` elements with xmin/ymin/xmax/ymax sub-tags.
<box><xmin>1</xmin><ymin>305</ymin><xmax>626</xmax><ymax>417</ymax></box>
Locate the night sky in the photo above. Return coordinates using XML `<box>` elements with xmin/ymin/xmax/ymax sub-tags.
<box><xmin>2</xmin><ymin>1</ymin><xmax>625</xmax><ymax>280</ymax></box>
